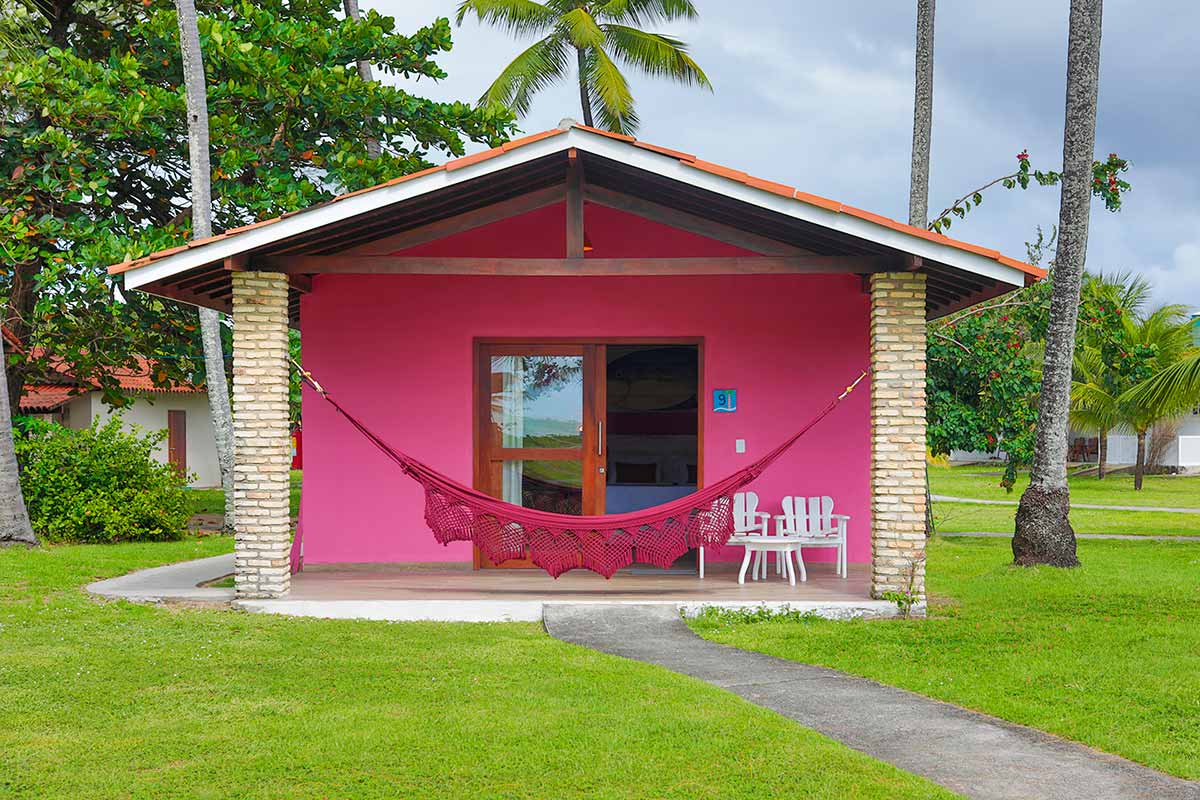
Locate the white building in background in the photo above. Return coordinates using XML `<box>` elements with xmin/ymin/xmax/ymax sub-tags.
<box><xmin>33</xmin><ymin>389</ymin><xmax>220</xmax><ymax>487</ymax></box>
<box><xmin>7</xmin><ymin>325</ymin><xmax>219</xmax><ymax>488</ymax></box>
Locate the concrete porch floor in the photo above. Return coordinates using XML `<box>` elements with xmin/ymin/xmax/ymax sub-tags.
<box><xmin>235</xmin><ymin>560</ymin><xmax>899</xmax><ymax>622</ymax></box>
<box><xmin>288</xmin><ymin>559</ymin><xmax>869</xmax><ymax>601</ymax></box>
<box><xmin>89</xmin><ymin>554</ymin><xmax>902</xmax><ymax>622</ymax></box>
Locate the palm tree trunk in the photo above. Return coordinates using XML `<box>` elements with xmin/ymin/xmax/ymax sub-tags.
<box><xmin>1013</xmin><ymin>0</ymin><xmax>1102</xmax><ymax>568</ymax></box>
<box><xmin>908</xmin><ymin>0</ymin><xmax>936</xmax><ymax>537</ymax></box>
<box><xmin>576</xmin><ymin>47</ymin><xmax>594</xmax><ymax>127</ymax></box>
<box><xmin>0</xmin><ymin>336</ymin><xmax>36</xmax><ymax>546</ymax></box>
<box><xmin>1134</xmin><ymin>429</ymin><xmax>1146</xmax><ymax>490</ymax></box>
<box><xmin>175</xmin><ymin>0</ymin><xmax>235</xmax><ymax>531</ymax></box>
<box><xmin>908</xmin><ymin>0</ymin><xmax>935</xmax><ymax>230</ymax></box>
<box><xmin>1097</xmin><ymin>430</ymin><xmax>1107</xmax><ymax>479</ymax></box>
<box><xmin>342</xmin><ymin>0</ymin><xmax>381</xmax><ymax>159</ymax></box>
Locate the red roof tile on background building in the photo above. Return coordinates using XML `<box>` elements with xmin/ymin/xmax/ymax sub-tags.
<box><xmin>19</xmin><ymin>385</ymin><xmax>76</xmax><ymax>412</ymax></box>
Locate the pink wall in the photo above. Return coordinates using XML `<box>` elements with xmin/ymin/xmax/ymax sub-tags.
<box><xmin>299</xmin><ymin>273</ymin><xmax>872</xmax><ymax>566</ymax></box>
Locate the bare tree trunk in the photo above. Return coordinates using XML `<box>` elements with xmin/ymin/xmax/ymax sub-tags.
<box><xmin>1013</xmin><ymin>0</ymin><xmax>1102</xmax><ymax>568</ymax></box>
<box><xmin>1097</xmin><ymin>430</ymin><xmax>1107</xmax><ymax>479</ymax></box>
<box><xmin>908</xmin><ymin>0</ymin><xmax>935</xmax><ymax>229</ymax></box>
<box><xmin>908</xmin><ymin>0</ymin><xmax>935</xmax><ymax>536</ymax></box>
<box><xmin>576</xmin><ymin>47</ymin><xmax>594</xmax><ymax>127</ymax></box>
<box><xmin>1133</xmin><ymin>429</ymin><xmax>1146</xmax><ymax>490</ymax></box>
<box><xmin>176</xmin><ymin>0</ymin><xmax>235</xmax><ymax>530</ymax></box>
<box><xmin>0</xmin><ymin>336</ymin><xmax>36</xmax><ymax>546</ymax></box>
<box><xmin>342</xmin><ymin>0</ymin><xmax>381</xmax><ymax>159</ymax></box>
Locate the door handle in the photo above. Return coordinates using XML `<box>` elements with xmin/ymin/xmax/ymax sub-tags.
<box><xmin>597</xmin><ymin>420</ymin><xmax>603</xmax><ymax>456</ymax></box>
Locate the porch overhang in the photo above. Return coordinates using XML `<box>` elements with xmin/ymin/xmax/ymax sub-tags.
<box><xmin>108</xmin><ymin>123</ymin><xmax>1043</xmax><ymax>324</ymax></box>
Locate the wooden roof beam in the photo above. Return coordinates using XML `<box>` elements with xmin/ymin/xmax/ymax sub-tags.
<box><xmin>256</xmin><ymin>255</ymin><xmax>890</xmax><ymax>276</ymax></box>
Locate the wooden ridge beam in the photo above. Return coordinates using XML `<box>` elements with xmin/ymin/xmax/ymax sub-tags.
<box><xmin>257</xmin><ymin>255</ymin><xmax>890</xmax><ymax>276</ymax></box>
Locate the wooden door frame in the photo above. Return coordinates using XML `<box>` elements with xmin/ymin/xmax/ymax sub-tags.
<box><xmin>471</xmin><ymin>337</ymin><xmax>705</xmax><ymax>570</ymax></box>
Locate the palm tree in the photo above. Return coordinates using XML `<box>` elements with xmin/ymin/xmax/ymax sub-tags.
<box><xmin>907</xmin><ymin>0</ymin><xmax>935</xmax><ymax>534</ymax></box>
<box><xmin>1013</xmin><ymin>0</ymin><xmax>1103</xmax><ymax>568</ymax></box>
<box><xmin>1071</xmin><ymin>271</ymin><xmax>1152</xmax><ymax>479</ymax></box>
<box><xmin>456</xmin><ymin>0</ymin><xmax>711</xmax><ymax>135</ymax></box>
<box><xmin>175</xmin><ymin>0</ymin><xmax>236</xmax><ymax>531</ymax></box>
<box><xmin>1070</xmin><ymin>344</ymin><xmax>1119</xmax><ymax>479</ymax></box>
<box><xmin>1110</xmin><ymin>305</ymin><xmax>1195</xmax><ymax>489</ymax></box>
<box><xmin>1122</xmin><ymin>349</ymin><xmax>1200</xmax><ymax>428</ymax></box>
<box><xmin>908</xmin><ymin>0</ymin><xmax>935</xmax><ymax>230</ymax></box>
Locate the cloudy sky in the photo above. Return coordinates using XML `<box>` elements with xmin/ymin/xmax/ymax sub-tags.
<box><xmin>374</xmin><ymin>1</ymin><xmax>1198</xmax><ymax>311</ymax></box>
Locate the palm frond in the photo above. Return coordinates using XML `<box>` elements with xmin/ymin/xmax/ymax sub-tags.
<box><xmin>557</xmin><ymin>7</ymin><xmax>605</xmax><ymax>49</ymax></box>
<box><xmin>602</xmin><ymin>24</ymin><xmax>711</xmax><ymax>88</ymax></box>
<box><xmin>1083</xmin><ymin>269</ymin><xmax>1151</xmax><ymax>315</ymax></box>
<box><xmin>584</xmin><ymin>45</ymin><xmax>639</xmax><ymax>135</ymax></box>
<box><xmin>593</xmin><ymin>0</ymin><xmax>699</xmax><ymax>26</ymax></box>
<box><xmin>455</xmin><ymin>0</ymin><xmax>559</xmax><ymax>35</ymax></box>
<box><xmin>1120</xmin><ymin>350</ymin><xmax>1200</xmax><ymax>420</ymax></box>
<box><xmin>478</xmin><ymin>34</ymin><xmax>570</xmax><ymax>116</ymax></box>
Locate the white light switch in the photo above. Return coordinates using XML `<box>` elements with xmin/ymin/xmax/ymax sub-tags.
<box><xmin>735</xmin><ymin>439</ymin><xmax>746</xmax><ymax>454</ymax></box>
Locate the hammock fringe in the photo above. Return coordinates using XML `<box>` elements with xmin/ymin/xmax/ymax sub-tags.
<box><xmin>294</xmin><ymin>361</ymin><xmax>867</xmax><ymax>579</ymax></box>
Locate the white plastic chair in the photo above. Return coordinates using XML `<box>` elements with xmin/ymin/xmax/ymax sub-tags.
<box><xmin>727</xmin><ymin>491</ymin><xmax>802</xmax><ymax>585</ymax></box>
<box><xmin>773</xmin><ymin>495</ymin><xmax>848</xmax><ymax>581</ymax></box>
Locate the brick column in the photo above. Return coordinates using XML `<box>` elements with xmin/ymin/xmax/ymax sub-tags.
<box><xmin>231</xmin><ymin>271</ymin><xmax>292</xmax><ymax>598</ymax></box>
<box><xmin>869</xmin><ymin>272</ymin><xmax>927</xmax><ymax>603</ymax></box>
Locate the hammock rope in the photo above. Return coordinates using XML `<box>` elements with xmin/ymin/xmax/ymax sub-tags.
<box><xmin>292</xmin><ymin>363</ymin><xmax>868</xmax><ymax>578</ymax></box>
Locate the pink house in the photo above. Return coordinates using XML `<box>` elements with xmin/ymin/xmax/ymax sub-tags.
<box><xmin>109</xmin><ymin>122</ymin><xmax>1042</xmax><ymax>609</ymax></box>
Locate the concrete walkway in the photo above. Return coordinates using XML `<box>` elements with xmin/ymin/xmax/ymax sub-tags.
<box><xmin>943</xmin><ymin>531</ymin><xmax>1200</xmax><ymax>542</ymax></box>
<box><xmin>88</xmin><ymin>553</ymin><xmax>234</xmax><ymax>604</ymax></box>
<box><xmin>544</xmin><ymin>603</ymin><xmax>1199</xmax><ymax>800</ymax></box>
<box><xmin>934</xmin><ymin>494</ymin><xmax>1200</xmax><ymax>513</ymax></box>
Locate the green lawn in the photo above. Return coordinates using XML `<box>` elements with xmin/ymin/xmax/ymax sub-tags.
<box><xmin>692</xmin><ymin>537</ymin><xmax>1200</xmax><ymax>780</ymax></box>
<box><xmin>185</xmin><ymin>469</ymin><xmax>303</xmax><ymax>517</ymax></box>
<box><xmin>0</xmin><ymin>540</ymin><xmax>953</xmax><ymax>799</ymax></box>
<box><xmin>929</xmin><ymin>464</ymin><xmax>1200</xmax><ymax>535</ymax></box>
<box><xmin>935</xmin><ymin>501</ymin><xmax>1200</xmax><ymax>536</ymax></box>
<box><xmin>930</xmin><ymin>463</ymin><xmax>1200</xmax><ymax>508</ymax></box>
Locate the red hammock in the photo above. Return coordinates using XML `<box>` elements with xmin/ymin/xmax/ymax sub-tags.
<box><xmin>294</xmin><ymin>368</ymin><xmax>867</xmax><ymax>579</ymax></box>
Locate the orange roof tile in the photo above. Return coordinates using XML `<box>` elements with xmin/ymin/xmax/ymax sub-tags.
<box><xmin>20</xmin><ymin>385</ymin><xmax>76</xmax><ymax>412</ymax></box>
<box><xmin>573</xmin><ymin>124</ymin><xmax>636</xmax><ymax>143</ymax></box>
<box><xmin>633</xmin><ymin>141</ymin><xmax>697</xmax><ymax>161</ymax></box>
<box><xmin>105</xmin><ymin>122</ymin><xmax>1046</xmax><ymax>281</ymax></box>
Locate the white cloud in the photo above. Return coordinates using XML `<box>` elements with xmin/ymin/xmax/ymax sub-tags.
<box><xmin>364</xmin><ymin>0</ymin><xmax>1200</xmax><ymax>309</ymax></box>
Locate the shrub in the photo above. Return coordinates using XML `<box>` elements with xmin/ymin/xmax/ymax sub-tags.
<box><xmin>14</xmin><ymin>417</ymin><xmax>190</xmax><ymax>543</ymax></box>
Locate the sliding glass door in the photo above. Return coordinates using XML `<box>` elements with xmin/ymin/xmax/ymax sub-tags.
<box><xmin>475</xmin><ymin>344</ymin><xmax>606</xmax><ymax>567</ymax></box>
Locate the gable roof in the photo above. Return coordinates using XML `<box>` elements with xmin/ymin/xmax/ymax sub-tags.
<box><xmin>108</xmin><ymin>121</ymin><xmax>1043</xmax><ymax>319</ymax></box>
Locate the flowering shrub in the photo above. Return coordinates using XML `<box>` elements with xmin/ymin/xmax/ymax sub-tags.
<box><xmin>14</xmin><ymin>417</ymin><xmax>190</xmax><ymax>543</ymax></box>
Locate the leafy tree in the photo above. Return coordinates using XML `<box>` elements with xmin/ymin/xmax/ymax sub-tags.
<box><xmin>927</xmin><ymin>274</ymin><xmax>1051</xmax><ymax>490</ymax></box>
<box><xmin>1</xmin><ymin>0</ymin><xmax>515</xmax><ymax>532</ymax></box>
<box><xmin>1014</xmin><ymin>0</ymin><xmax>1103</xmax><ymax>568</ymax></box>
<box><xmin>456</xmin><ymin>0</ymin><xmax>710</xmax><ymax>134</ymax></box>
